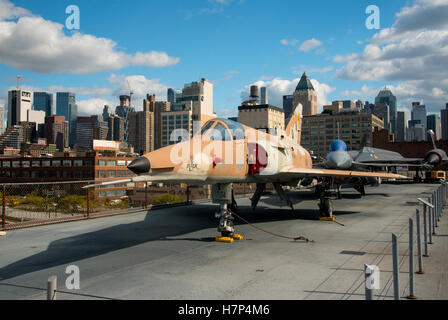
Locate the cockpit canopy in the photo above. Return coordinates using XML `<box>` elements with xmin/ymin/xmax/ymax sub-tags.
<box><xmin>329</xmin><ymin>140</ymin><xmax>347</xmax><ymax>152</ymax></box>
<box><xmin>200</xmin><ymin>118</ymin><xmax>246</xmax><ymax>141</ymax></box>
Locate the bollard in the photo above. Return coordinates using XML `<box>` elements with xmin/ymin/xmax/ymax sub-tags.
<box><xmin>364</xmin><ymin>264</ymin><xmax>373</xmax><ymax>300</ymax></box>
<box><xmin>407</xmin><ymin>219</ymin><xmax>417</xmax><ymax>299</ymax></box>
<box><xmin>432</xmin><ymin>193</ymin><xmax>437</xmax><ymax>234</ymax></box>
<box><xmin>416</xmin><ymin>210</ymin><xmax>424</xmax><ymax>274</ymax></box>
<box><xmin>423</xmin><ymin>205</ymin><xmax>429</xmax><ymax>257</ymax></box>
<box><xmin>2</xmin><ymin>185</ymin><xmax>5</xmax><ymax>231</ymax></box>
<box><xmin>392</xmin><ymin>233</ymin><xmax>400</xmax><ymax>300</ymax></box>
<box><xmin>428</xmin><ymin>197</ymin><xmax>434</xmax><ymax>244</ymax></box>
<box><xmin>47</xmin><ymin>276</ymin><xmax>57</xmax><ymax>300</ymax></box>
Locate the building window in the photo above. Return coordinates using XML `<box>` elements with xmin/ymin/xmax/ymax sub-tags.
<box><xmin>12</xmin><ymin>161</ymin><xmax>20</xmax><ymax>168</ymax></box>
<box><xmin>42</xmin><ymin>161</ymin><xmax>51</xmax><ymax>167</ymax></box>
<box><xmin>99</xmin><ymin>192</ymin><xmax>106</xmax><ymax>197</ymax></box>
<box><xmin>98</xmin><ymin>171</ymin><xmax>107</xmax><ymax>178</ymax></box>
<box><xmin>108</xmin><ymin>171</ymin><xmax>116</xmax><ymax>178</ymax></box>
<box><xmin>63</xmin><ymin>160</ymin><xmax>72</xmax><ymax>167</ymax></box>
<box><xmin>74</xmin><ymin>160</ymin><xmax>83</xmax><ymax>167</ymax></box>
<box><xmin>2</xmin><ymin>161</ymin><xmax>10</xmax><ymax>168</ymax></box>
<box><xmin>98</xmin><ymin>160</ymin><xmax>106</xmax><ymax>166</ymax></box>
<box><xmin>107</xmin><ymin>160</ymin><xmax>116</xmax><ymax>167</ymax></box>
<box><xmin>32</xmin><ymin>161</ymin><xmax>40</xmax><ymax>167</ymax></box>
<box><xmin>52</xmin><ymin>160</ymin><xmax>61</xmax><ymax>167</ymax></box>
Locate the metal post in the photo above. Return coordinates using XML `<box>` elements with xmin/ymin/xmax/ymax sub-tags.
<box><xmin>407</xmin><ymin>219</ymin><xmax>417</xmax><ymax>299</ymax></box>
<box><xmin>47</xmin><ymin>276</ymin><xmax>57</xmax><ymax>300</ymax></box>
<box><xmin>416</xmin><ymin>210</ymin><xmax>424</xmax><ymax>274</ymax></box>
<box><xmin>423</xmin><ymin>205</ymin><xmax>429</xmax><ymax>257</ymax></box>
<box><xmin>392</xmin><ymin>233</ymin><xmax>400</xmax><ymax>300</ymax></box>
<box><xmin>428</xmin><ymin>197</ymin><xmax>434</xmax><ymax>244</ymax></box>
<box><xmin>432</xmin><ymin>193</ymin><xmax>437</xmax><ymax>234</ymax></box>
<box><xmin>86</xmin><ymin>187</ymin><xmax>90</xmax><ymax>219</ymax></box>
<box><xmin>145</xmin><ymin>182</ymin><xmax>148</xmax><ymax>209</ymax></box>
<box><xmin>364</xmin><ymin>264</ymin><xmax>373</xmax><ymax>300</ymax></box>
<box><xmin>2</xmin><ymin>185</ymin><xmax>5</xmax><ymax>231</ymax></box>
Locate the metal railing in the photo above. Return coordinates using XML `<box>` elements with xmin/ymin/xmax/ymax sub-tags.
<box><xmin>0</xmin><ymin>181</ymin><xmax>257</xmax><ymax>231</ymax></box>
<box><xmin>364</xmin><ymin>182</ymin><xmax>446</xmax><ymax>300</ymax></box>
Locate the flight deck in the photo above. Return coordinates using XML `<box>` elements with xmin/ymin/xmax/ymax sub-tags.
<box><xmin>0</xmin><ymin>183</ymin><xmax>447</xmax><ymax>300</ymax></box>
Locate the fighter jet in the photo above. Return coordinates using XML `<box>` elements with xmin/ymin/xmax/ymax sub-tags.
<box><xmin>312</xmin><ymin>139</ymin><xmax>391</xmax><ymax>198</ymax></box>
<box><xmin>88</xmin><ymin>105</ymin><xmax>404</xmax><ymax>239</ymax></box>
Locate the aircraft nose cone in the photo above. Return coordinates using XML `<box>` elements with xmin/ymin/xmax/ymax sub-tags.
<box><xmin>128</xmin><ymin>157</ymin><xmax>151</xmax><ymax>174</ymax></box>
<box><xmin>427</xmin><ymin>153</ymin><xmax>440</xmax><ymax>165</ymax></box>
<box><xmin>327</xmin><ymin>152</ymin><xmax>351</xmax><ymax>169</ymax></box>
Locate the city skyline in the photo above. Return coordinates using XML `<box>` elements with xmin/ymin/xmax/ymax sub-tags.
<box><xmin>0</xmin><ymin>0</ymin><xmax>447</xmax><ymax>120</ymax></box>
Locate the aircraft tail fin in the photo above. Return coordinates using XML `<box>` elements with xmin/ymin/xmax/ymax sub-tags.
<box><xmin>285</xmin><ymin>103</ymin><xmax>303</xmax><ymax>145</ymax></box>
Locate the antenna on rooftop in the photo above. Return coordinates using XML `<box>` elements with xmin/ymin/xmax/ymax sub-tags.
<box><xmin>17</xmin><ymin>75</ymin><xmax>22</xmax><ymax>90</ymax></box>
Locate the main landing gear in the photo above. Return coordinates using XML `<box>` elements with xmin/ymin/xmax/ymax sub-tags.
<box><xmin>212</xmin><ymin>184</ymin><xmax>243</xmax><ymax>242</ymax></box>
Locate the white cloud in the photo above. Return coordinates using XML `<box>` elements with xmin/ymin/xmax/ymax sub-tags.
<box><xmin>0</xmin><ymin>0</ymin><xmax>179</xmax><ymax>74</ymax></box>
<box><xmin>240</xmin><ymin>76</ymin><xmax>335</xmax><ymax>112</ymax></box>
<box><xmin>280</xmin><ymin>39</ymin><xmax>299</xmax><ymax>46</ymax></box>
<box><xmin>335</xmin><ymin>0</ymin><xmax>448</xmax><ymax>112</ymax></box>
<box><xmin>108</xmin><ymin>74</ymin><xmax>171</xmax><ymax>111</ymax></box>
<box><xmin>298</xmin><ymin>38</ymin><xmax>323</xmax><ymax>52</ymax></box>
<box><xmin>0</xmin><ymin>0</ymin><xmax>31</xmax><ymax>20</ymax></box>
<box><xmin>77</xmin><ymin>98</ymin><xmax>113</xmax><ymax>116</ymax></box>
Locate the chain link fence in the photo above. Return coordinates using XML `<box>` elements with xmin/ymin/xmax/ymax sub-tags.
<box><xmin>0</xmin><ymin>181</ymin><xmax>259</xmax><ymax>230</ymax></box>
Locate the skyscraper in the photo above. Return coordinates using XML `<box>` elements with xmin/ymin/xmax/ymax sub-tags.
<box><xmin>167</xmin><ymin>88</ymin><xmax>176</xmax><ymax>105</ymax></box>
<box><xmin>396</xmin><ymin>111</ymin><xmax>407</xmax><ymax>142</ymax></box>
<box><xmin>172</xmin><ymin>78</ymin><xmax>215</xmax><ymax>126</ymax></box>
<box><xmin>56</xmin><ymin>92</ymin><xmax>78</xmax><ymax>147</ymax></box>
<box><xmin>283</xmin><ymin>95</ymin><xmax>294</xmax><ymax>118</ymax></box>
<box><xmin>128</xmin><ymin>109</ymin><xmax>154</xmax><ymax>155</ymax></box>
<box><xmin>33</xmin><ymin>92</ymin><xmax>53</xmax><ymax>117</ymax></box>
<box><xmin>0</xmin><ymin>106</ymin><xmax>4</xmax><ymax>134</ymax></box>
<box><xmin>411</xmin><ymin>102</ymin><xmax>427</xmax><ymax>141</ymax></box>
<box><xmin>441</xmin><ymin>103</ymin><xmax>448</xmax><ymax>140</ymax></box>
<box><xmin>427</xmin><ymin>114</ymin><xmax>441</xmax><ymax>141</ymax></box>
<box><xmin>293</xmin><ymin>72</ymin><xmax>318</xmax><ymax>116</ymax></box>
<box><xmin>8</xmin><ymin>89</ymin><xmax>33</xmax><ymax>128</ymax></box>
<box><xmin>375</xmin><ymin>88</ymin><xmax>397</xmax><ymax>134</ymax></box>
<box><xmin>45</xmin><ymin>116</ymin><xmax>69</xmax><ymax>152</ymax></box>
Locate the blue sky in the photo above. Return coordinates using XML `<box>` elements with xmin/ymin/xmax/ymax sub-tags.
<box><xmin>1</xmin><ymin>0</ymin><xmax>447</xmax><ymax>119</ymax></box>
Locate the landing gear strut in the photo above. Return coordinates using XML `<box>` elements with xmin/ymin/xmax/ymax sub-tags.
<box><xmin>318</xmin><ymin>194</ymin><xmax>333</xmax><ymax>218</ymax></box>
<box><xmin>215</xmin><ymin>203</ymin><xmax>235</xmax><ymax>237</ymax></box>
<box><xmin>212</xmin><ymin>183</ymin><xmax>237</xmax><ymax>238</ymax></box>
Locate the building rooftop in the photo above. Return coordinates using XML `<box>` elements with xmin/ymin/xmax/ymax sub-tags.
<box><xmin>295</xmin><ymin>72</ymin><xmax>315</xmax><ymax>91</ymax></box>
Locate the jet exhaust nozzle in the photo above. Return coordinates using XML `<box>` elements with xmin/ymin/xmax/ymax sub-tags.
<box><xmin>128</xmin><ymin>157</ymin><xmax>151</xmax><ymax>174</ymax></box>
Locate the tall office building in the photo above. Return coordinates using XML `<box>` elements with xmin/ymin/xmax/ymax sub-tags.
<box><xmin>45</xmin><ymin>116</ymin><xmax>69</xmax><ymax>152</ymax></box>
<box><xmin>167</xmin><ymin>88</ymin><xmax>176</xmax><ymax>105</ymax></box>
<box><xmin>56</xmin><ymin>92</ymin><xmax>78</xmax><ymax>147</ymax></box>
<box><xmin>411</xmin><ymin>102</ymin><xmax>427</xmax><ymax>141</ymax></box>
<box><xmin>33</xmin><ymin>92</ymin><xmax>53</xmax><ymax>117</ymax></box>
<box><xmin>260</xmin><ymin>87</ymin><xmax>268</xmax><ymax>105</ymax></box>
<box><xmin>293</xmin><ymin>72</ymin><xmax>318</xmax><ymax>116</ymax></box>
<box><xmin>154</xmin><ymin>100</ymin><xmax>171</xmax><ymax>150</ymax></box>
<box><xmin>172</xmin><ymin>78</ymin><xmax>215</xmax><ymax>127</ymax></box>
<box><xmin>396</xmin><ymin>111</ymin><xmax>407</xmax><ymax>142</ymax></box>
<box><xmin>375</xmin><ymin>87</ymin><xmax>397</xmax><ymax>134</ymax></box>
<box><xmin>441</xmin><ymin>103</ymin><xmax>448</xmax><ymax>140</ymax></box>
<box><xmin>427</xmin><ymin>114</ymin><xmax>441</xmax><ymax>141</ymax></box>
<box><xmin>115</xmin><ymin>96</ymin><xmax>135</xmax><ymax>143</ymax></box>
<box><xmin>76</xmin><ymin>115</ymin><xmax>108</xmax><ymax>150</ymax></box>
<box><xmin>8</xmin><ymin>89</ymin><xmax>33</xmax><ymax>128</ymax></box>
<box><xmin>283</xmin><ymin>95</ymin><xmax>294</xmax><ymax>118</ymax></box>
<box><xmin>128</xmin><ymin>108</ymin><xmax>154</xmax><ymax>155</ymax></box>
<box><xmin>372</xmin><ymin>103</ymin><xmax>390</xmax><ymax>131</ymax></box>
<box><xmin>0</xmin><ymin>106</ymin><xmax>4</xmax><ymax>134</ymax></box>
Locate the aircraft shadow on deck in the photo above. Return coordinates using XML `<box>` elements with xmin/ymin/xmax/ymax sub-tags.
<box><xmin>0</xmin><ymin>197</ymin><xmax>362</xmax><ymax>281</ymax></box>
